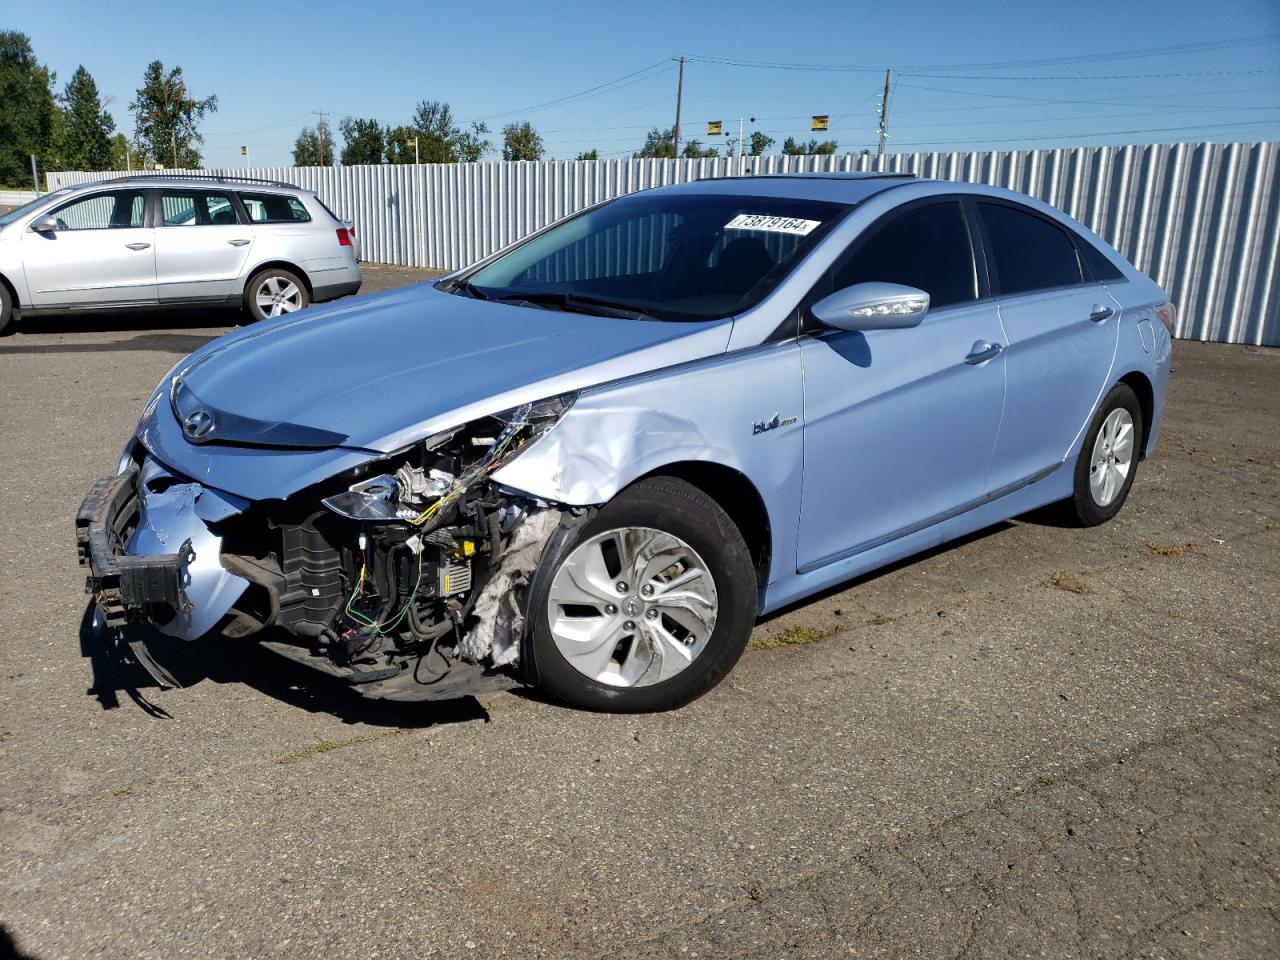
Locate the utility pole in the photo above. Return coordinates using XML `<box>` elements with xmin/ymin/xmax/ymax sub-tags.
<box><xmin>737</xmin><ymin>117</ymin><xmax>744</xmax><ymax>173</ymax></box>
<box><xmin>876</xmin><ymin>68</ymin><xmax>893</xmax><ymax>162</ymax></box>
<box><xmin>408</xmin><ymin>136</ymin><xmax>423</xmax><ymax>268</ymax></box>
<box><xmin>171</xmin><ymin>127</ymin><xmax>178</xmax><ymax>169</ymax></box>
<box><xmin>30</xmin><ymin>154</ymin><xmax>39</xmax><ymax>193</ymax></box>
<box><xmin>673</xmin><ymin>55</ymin><xmax>686</xmax><ymax>161</ymax></box>
<box><xmin>313</xmin><ymin>110</ymin><xmax>329</xmax><ymax>166</ymax></box>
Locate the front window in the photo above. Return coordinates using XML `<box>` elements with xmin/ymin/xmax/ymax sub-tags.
<box><xmin>456</xmin><ymin>192</ymin><xmax>848</xmax><ymax>321</ymax></box>
<box><xmin>45</xmin><ymin>190</ymin><xmax>146</xmax><ymax>231</ymax></box>
<box><xmin>0</xmin><ymin>193</ymin><xmax>68</xmax><ymax>228</ymax></box>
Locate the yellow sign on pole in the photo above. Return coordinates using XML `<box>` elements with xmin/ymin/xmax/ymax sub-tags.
<box><xmin>811</xmin><ymin>115</ymin><xmax>829</xmax><ymax>132</ymax></box>
<box><xmin>707</xmin><ymin>120</ymin><xmax>723</xmax><ymax>136</ymax></box>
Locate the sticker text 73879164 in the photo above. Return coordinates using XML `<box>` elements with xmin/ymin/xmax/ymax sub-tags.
<box><xmin>724</xmin><ymin>213</ymin><xmax>821</xmax><ymax>236</ymax></box>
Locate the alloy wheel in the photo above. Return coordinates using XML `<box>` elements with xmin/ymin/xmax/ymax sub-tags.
<box><xmin>255</xmin><ymin>275</ymin><xmax>303</xmax><ymax>318</ymax></box>
<box><xmin>546</xmin><ymin>526</ymin><xmax>719</xmax><ymax>687</ymax></box>
<box><xmin>1089</xmin><ymin>407</ymin><xmax>1135</xmax><ymax>507</ymax></box>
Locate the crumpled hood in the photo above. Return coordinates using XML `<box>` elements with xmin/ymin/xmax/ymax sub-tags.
<box><xmin>167</xmin><ymin>283</ymin><xmax>732</xmax><ymax>455</ymax></box>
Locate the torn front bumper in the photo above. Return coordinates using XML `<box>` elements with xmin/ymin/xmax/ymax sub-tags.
<box><xmin>75</xmin><ymin>462</ymin><xmax>249</xmax><ymax>639</ymax></box>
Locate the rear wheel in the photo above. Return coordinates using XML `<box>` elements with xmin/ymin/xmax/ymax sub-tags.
<box><xmin>1062</xmin><ymin>382</ymin><xmax>1144</xmax><ymax>526</ymax></box>
<box><xmin>244</xmin><ymin>267</ymin><xmax>309</xmax><ymax>321</ymax></box>
<box><xmin>531</xmin><ymin>476</ymin><xmax>757</xmax><ymax>712</ymax></box>
<box><xmin>0</xmin><ymin>283</ymin><xmax>14</xmax><ymax>335</ymax></box>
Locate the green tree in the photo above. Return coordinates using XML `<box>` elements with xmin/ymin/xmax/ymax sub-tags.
<box><xmin>129</xmin><ymin>61</ymin><xmax>217</xmax><ymax>168</ymax></box>
<box><xmin>292</xmin><ymin>117</ymin><xmax>335</xmax><ymax>166</ymax></box>
<box><xmin>59</xmin><ymin>65</ymin><xmax>115</xmax><ymax>171</ymax></box>
<box><xmin>782</xmin><ymin>136</ymin><xmax>838</xmax><ymax>156</ymax></box>
<box><xmin>383</xmin><ymin>124</ymin><xmax>418</xmax><ymax>164</ymax></box>
<box><xmin>394</xmin><ymin>100</ymin><xmax>490</xmax><ymax>163</ymax></box>
<box><xmin>109</xmin><ymin>133</ymin><xmax>131</xmax><ymax>170</ymax></box>
<box><xmin>0</xmin><ymin>31</ymin><xmax>57</xmax><ymax>186</ymax></box>
<box><xmin>634</xmin><ymin>127</ymin><xmax>675</xmax><ymax>158</ymax></box>
<box><xmin>680</xmin><ymin>139</ymin><xmax>718</xmax><ymax>159</ymax></box>
<box><xmin>748</xmin><ymin>131</ymin><xmax>774</xmax><ymax>156</ymax></box>
<box><xmin>575</xmin><ymin>149</ymin><xmax>599</xmax><ymax>160</ymax></box>
<box><xmin>501</xmin><ymin>121</ymin><xmax>544</xmax><ymax>161</ymax></box>
<box><xmin>339</xmin><ymin>117</ymin><xmax>385</xmax><ymax>165</ymax></box>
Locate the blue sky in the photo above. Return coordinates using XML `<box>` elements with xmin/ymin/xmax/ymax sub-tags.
<box><xmin>8</xmin><ymin>0</ymin><xmax>1280</xmax><ymax>166</ymax></box>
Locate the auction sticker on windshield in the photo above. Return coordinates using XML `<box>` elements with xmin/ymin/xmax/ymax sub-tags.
<box><xmin>724</xmin><ymin>213</ymin><xmax>821</xmax><ymax>235</ymax></box>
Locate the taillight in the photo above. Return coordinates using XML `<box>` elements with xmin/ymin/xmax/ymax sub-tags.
<box><xmin>1154</xmin><ymin>302</ymin><xmax>1177</xmax><ymax>336</ymax></box>
<box><xmin>336</xmin><ymin>227</ymin><xmax>352</xmax><ymax>247</ymax></box>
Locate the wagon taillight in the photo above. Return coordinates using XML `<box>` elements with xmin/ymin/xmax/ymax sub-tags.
<box><xmin>1155</xmin><ymin>302</ymin><xmax>1177</xmax><ymax>336</ymax></box>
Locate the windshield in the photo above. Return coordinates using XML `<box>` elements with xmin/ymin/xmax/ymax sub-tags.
<box><xmin>0</xmin><ymin>194</ymin><xmax>60</xmax><ymax>228</ymax></box>
<box><xmin>456</xmin><ymin>192</ymin><xmax>848</xmax><ymax>321</ymax></box>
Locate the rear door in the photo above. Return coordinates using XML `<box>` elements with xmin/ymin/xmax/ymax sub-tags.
<box><xmin>796</xmin><ymin>199</ymin><xmax>1007</xmax><ymax>572</ymax></box>
<box><xmin>153</xmin><ymin>188</ymin><xmax>254</xmax><ymax>302</ymax></box>
<box><xmin>977</xmin><ymin>200</ymin><xmax>1120</xmax><ymax>493</ymax></box>
<box><xmin>20</xmin><ymin>189</ymin><xmax>156</xmax><ymax>307</ymax></box>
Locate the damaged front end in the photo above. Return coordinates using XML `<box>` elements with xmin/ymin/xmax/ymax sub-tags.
<box><xmin>77</xmin><ymin>394</ymin><xmax>585</xmax><ymax>701</ymax></box>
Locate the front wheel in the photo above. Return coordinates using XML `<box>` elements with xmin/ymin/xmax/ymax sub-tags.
<box><xmin>1062</xmin><ymin>382</ymin><xmax>1144</xmax><ymax>526</ymax></box>
<box><xmin>531</xmin><ymin>476</ymin><xmax>758</xmax><ymax>712</ymax></box>
<box><xmin>243</xmin><ymin>267</ymin><xmax>309</xmax><ymax>321</ymax></box>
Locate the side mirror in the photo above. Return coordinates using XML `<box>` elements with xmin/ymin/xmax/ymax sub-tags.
<box><xmin>30</xmin><ymin>215</ymin><xmax>58</xmax><ymax>234</ymax></box>
<box><xmin>812</xmin><ymin>282</ymin><xmax>930</xmax><ymax>332</ymax></box>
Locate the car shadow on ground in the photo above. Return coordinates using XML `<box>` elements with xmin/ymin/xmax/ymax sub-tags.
<box><xmin>1</xmin><ymin>309</ymin><xmax>235</xmax><ymax>354</ymax></box>
<box><xmin>755</xmin><ymin>518</ymin><xmax>1019</xmax><ymax>625</ymax></box>
<box><xmin>77</xmin><ymin>604</ymin><xmax>489</xmax><ymax>729</ymax></box>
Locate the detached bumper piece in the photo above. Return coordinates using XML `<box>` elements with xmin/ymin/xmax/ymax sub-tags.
<box><xmin>76</xmin><ymin>472</ymin><xmax>194</xmax><ymax>628</ymax></box>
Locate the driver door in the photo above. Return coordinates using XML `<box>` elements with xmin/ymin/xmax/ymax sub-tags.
<box><xmin>796</xmin><ymin>199</ymin><xmax>1006</xmax><ymax>572</ymax></box>
<box><xmin>20</xmin><ymin>189</ymin><xmax>157</xmax><ymax>308</ymax></box>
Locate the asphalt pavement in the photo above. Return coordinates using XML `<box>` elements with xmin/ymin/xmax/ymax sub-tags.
<box><xmin>1</xmin><ymin>265</ymin><xmax>1276</xmax><ymax>959</ymax></box>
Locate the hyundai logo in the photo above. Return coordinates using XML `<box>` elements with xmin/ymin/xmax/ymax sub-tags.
<box><xmin>182</xmin><ymin>409</ymin><xmax>216</xmax><ymax>440</ymax></box>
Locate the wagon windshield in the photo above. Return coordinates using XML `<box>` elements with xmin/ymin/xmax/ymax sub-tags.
<box><xmin>452</xmin><ymin>192</ymin><xmax>849</xmax><ymax>321</ymax></box>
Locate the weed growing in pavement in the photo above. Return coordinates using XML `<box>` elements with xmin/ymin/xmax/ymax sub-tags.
<box><xmin>275</xmin><ymin>728</ymin><xmax>406</xmax><ymax>764</ymax></box>
<box><xmin>1045</xmin><ymin>572</ymin><xmax>1094</xmax><ymax>594</ymax></box>
<box><xmin>1144</xmin><ymin>540</ymin><xmax>1195</xmax><ymax>557</ymax></box>
<box><xmin>749</xmin><ymin>625</ymin><xmax>837</xmax><ymax>650</ymax></box>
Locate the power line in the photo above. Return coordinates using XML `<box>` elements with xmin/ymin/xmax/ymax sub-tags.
<box><xmin>900</xmin><ymin>68</ymin><xmax>1280</xmax><ymax>82</ymax></box>
<box><xmin>887</xmin><ymin>119</ymin><xmax>1279</xmax><ymax>148</ymax></box>
<box><xmin>466</xmin><ymin>59</ymin><xmax>673</xmax><ymax>122</ymax></box>
<box><xmin>689</xmin><ymin>33</ymin><xmax>1280</xmax><ymax>74</ymax></box>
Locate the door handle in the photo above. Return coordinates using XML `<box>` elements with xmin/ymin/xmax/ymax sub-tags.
<box><xmin>1089</xmin><ymin>304</ymin><xmax>1114</xmax><ymax>322</ymax></box>
<box><xmin>124</xmin><ymin>242</ymin><xmax>151</xmax><ymax>250</ymax></box>
<box><xmin>964</xmin><ymin>341</ymin><xmax>1003</xmax><ymax>365</ymax></box>
<box><xmin>227</xmin><ymin>238</ymin><xmax>251</xmax><ymax>247</ymax></box>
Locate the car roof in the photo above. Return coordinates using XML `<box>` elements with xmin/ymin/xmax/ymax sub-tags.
<box><xmin>648</xmin><ymin>171</ymin><xmax>928</xmax><ymax>204</ymax></box>
<box><xmin>60</xmin><ymin>175</ymin><xmax>305</xmax><ymax>195</ymax></box>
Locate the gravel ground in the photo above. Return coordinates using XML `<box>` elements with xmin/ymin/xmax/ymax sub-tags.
<box><xmin>0</xmin><ymin>264</ymin><xmax>1276</xmax><ymax>959</ymax></box>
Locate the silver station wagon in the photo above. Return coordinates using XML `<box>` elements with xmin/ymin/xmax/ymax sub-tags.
<box><xmin>0</xmin><ymin>175</ymin><xmax>361</xmax><ymax>333</ymax></box>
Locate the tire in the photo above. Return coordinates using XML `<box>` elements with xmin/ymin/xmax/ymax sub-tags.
<box><xmin>243</xmin><ymin>267</ymin><xmax>309</xmax><ymax>322</ymax></box>
<box><xmin>531</xmin><ymin>476</ymin><xmax>758</xmax><ymax>712</ymax></box>
<box><xmin>0</xmin><ymin>282</ymin><xmax>14</xmax><ymax>336</ymax></box>
<box><xmin>1061</xmin><ymin>382</ymin><xmax>1144</xmax><ymax>527</ymax></box>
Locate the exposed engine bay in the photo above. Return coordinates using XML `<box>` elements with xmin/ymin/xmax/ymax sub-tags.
<box><xmin>82</xmin><ymin>395</ymin><xmax>584</xmax><ymax>701</ymax></box>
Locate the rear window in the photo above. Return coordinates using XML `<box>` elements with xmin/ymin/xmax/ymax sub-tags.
<box><xmin>1079</xmin><ymin>239</ymin><xmax>1125</xmax><ymax>281</ymax></box>
<box><xmin>979</xmin><ymin>202</ymin><xmax>1082</xmax><ymax>296</ymax></box>
<box><xmin>239</xmin><ymin>192</ymin><xmax>311</xmax><ymax>223</ymax></box>
<box><xmin>160</xmin><ymin>191</ymin><xmax>239</xmax><ymax>227</ymax></box>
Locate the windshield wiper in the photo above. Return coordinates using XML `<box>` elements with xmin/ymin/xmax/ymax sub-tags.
<box><xmin>445</xmin><ymin>278</ymin><xmax>489</xmax><ymax>300</ymax></box>
<box><xmin>494</xmin><ymin>291</ymin><xmax>652</xmax><ymax>320</ymax></box>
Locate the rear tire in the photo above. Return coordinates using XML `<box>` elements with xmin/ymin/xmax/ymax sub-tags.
<box><xmin>1061</xmin><ymin>382</ymin><xmax>1144</xmax><ymax>527</ymax></box>
<box><xmin>531</xmin><ymin>476</ymin><xmax>757</xmax><ymax>712</ymax></box>
<box><xmin>0</xmin><ymin>283</ymin><xmax>14</xmax><ymax>335</ymax></box>
<box><xmin>243</xmin><ymin>267</ymin><xmax>309</xmax><ymax>322</ymax></box>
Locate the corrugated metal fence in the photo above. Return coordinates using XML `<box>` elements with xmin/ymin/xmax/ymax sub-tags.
<box><xmin>47</xmin><ymin>141</ymin><xmax>1280</xmax><ymax>346</ymax></box>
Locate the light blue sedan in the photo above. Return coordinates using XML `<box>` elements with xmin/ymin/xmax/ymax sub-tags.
<box><xmin>76</xmin><ymin>172</ymin><xmax>1172</xmax><ymax>712</ymax></box>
